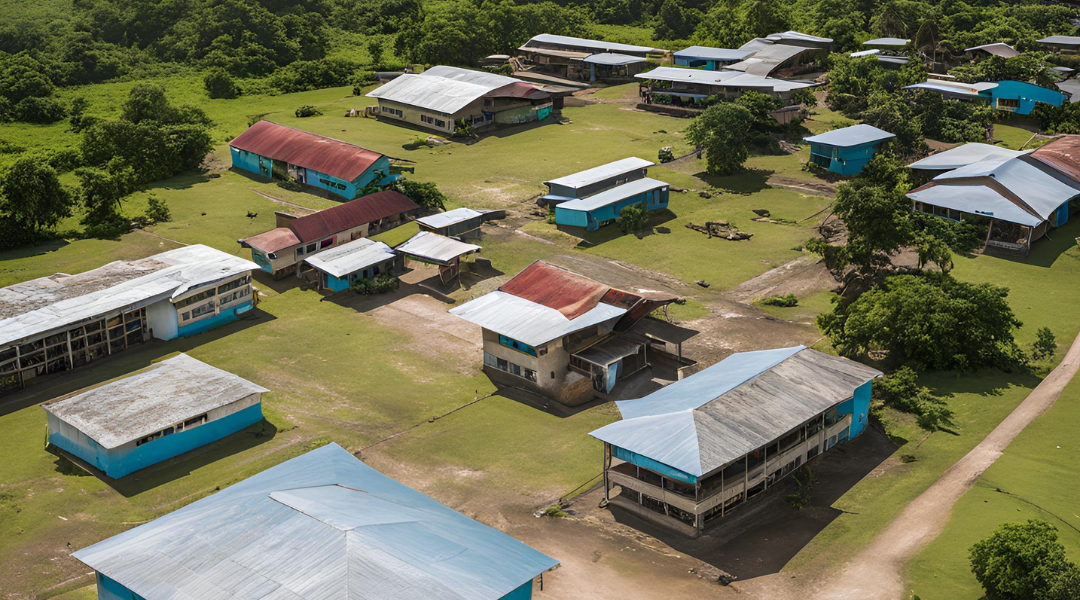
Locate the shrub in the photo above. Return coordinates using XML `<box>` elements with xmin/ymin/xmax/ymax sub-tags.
<box><xmin>15</xmin><ymin>96</ymin><xmax>66</xmax><ymax>124</ymax></box>
<box><xmin>146</xmin><ymin>195</ymin><xmax>171</xmax><ymax>223</ymax></box>
<box><xmin>617</xmin><ymin>202</ymin><xmax>649</xmax><ymax>234</ymax></box>
<box><xmin>276</xmin><ymin>178</ymin><xmax>305</xmax><ymax>192</ymax></box>
<box><xmin>453</xmin><ymin>119</ymin><xmax>472</xmax><ymax>138</ymax></box>
<box><xmin>295</xmin><ymin>105</ymin><xmax>322</xmax><ymax>118</ymax></box>
<box><xmin>970</xmin><ymin>520</ymin><xmax>1079</xmax><ymax>600</ymax></box>
<box><xmin>352</xmin><ymin>273</ymin><xmax>398</xmax><ymax>295</ymax></box>
<box><xmin>1032</xmin><ymin>327</ymin><xmax>1058</xmax><ymax>361</ymax></box>
<box><xmin>760</xmin><ymin>293</ymin><xmax>798</xmax><ymax>307</ymax></box>
<box><xmin>391</xmin><ymin>178</ymin><xmax>446</xmax><ymax>210</ymax></box>
<box><xmin>204</xmin><ymin>68</ymin><xmax>241</xmax><ymax>99</ymax></box>
<box><xmin>873</xmin><ymin>366</ymin><xmax>955</xmax><ymax>432</ymax></box>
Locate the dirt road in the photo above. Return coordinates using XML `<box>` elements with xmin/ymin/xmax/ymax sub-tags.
<box><xmin>762</xmin><ymin>331</ymin><xmax>1080</xmax><ymax>600</ymax></box>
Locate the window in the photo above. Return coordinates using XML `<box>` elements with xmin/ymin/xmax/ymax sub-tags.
<box><xmin>219</xmin><ymin>287</ymin><xmax>251</xmax><ymax>306</ymax></box>
<box><xmin>190</xmin><ymin>301</ymin><xmax>215</xmax><ymax>318</ymax></box>
<box><xmin>306</xmin><ymin>243</ymin><xmax>317</xmax><ymax>253</ymax></box>
<box><xmin>483</xmin><ymin>352</ymin><xmax>534</xmax><ymax>383</ymax></box>
<box><xmin>183</xmin><ymin>414</ymin><xmax>207</xmax><ymax>430</ymax></box>
<box><xmin>218</xmin><ymin>276</ymin><xmax>250</xmax><ymax>294</ymax></box>
<box><xmin>381</xmin><ymin>106</ymin><xmax>403</xmax><ymax>117</ymax></box>
<box><xmin>997</xmin><ymin>98</ymin><xmax>1020</xmax><ymax>109</ymax></box>
<box><xmin>320</xmin><ymin>237</ymin><xmax>335</xmax><ymax>249</ymax></box>
<box><xmin>175</xmin><ymin>288</ymin><xmax>216</xmax><ymax>309</ymax></box>
<box><xmin>499</xmin><ymin>335</ymin><xmax>537</xmax><ymax>357</ymax></box>
<box><xmin>420</xmin><ymin>114</ymin><xmax>446</xmax><ymax>128</ymax></box>
<box><xmin>524</xmin><ymin>368</ymin><xmax>537</xmax><ymax>382</ymax></box>
<box><xmin>296</xmin><ymin>246</ymin><xmax>305</xmax><ymax>257</ymax></box>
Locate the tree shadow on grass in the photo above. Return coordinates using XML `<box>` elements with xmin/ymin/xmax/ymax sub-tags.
<box><xmin>0</xmin><ymin>239</ymin><xmax>69</xmax><ymax>262</ymax></box>
<box><xmin>695</xmin><ymin>168</ymin><xmax>773</xmax><ymax>195</ymax></box>
<box><xmin>571</xmin><ymin>209</ymin><xmax>679</xmax><ymax>248</ymax></box>
<box><xmin>975</xmin><ymin>218</ymin><xmax>1080</xmax><ymax>269</ymax></box>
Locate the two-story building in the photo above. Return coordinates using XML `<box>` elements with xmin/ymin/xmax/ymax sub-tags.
<box><xmin>904</xmin><ymin>79</ymin><xmax>1067</xmax><ymax>116</ymax></box>
<box><xmin>590</xmin><ymin>345</ymin><xmax>882</xmax><ymax>537</ymax></box>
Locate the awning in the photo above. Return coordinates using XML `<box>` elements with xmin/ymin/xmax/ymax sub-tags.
<box><xmin>630</xmin><ymin>317</ymin><xmax>698</xmax><ymax>345</ymax></box>
<box><xmin>573</xmin><ymin>335</ymin><xmax>644</xmax><ymax>367</ymax></box>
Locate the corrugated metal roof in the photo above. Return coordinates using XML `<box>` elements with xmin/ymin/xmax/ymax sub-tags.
<box><xmin>422</xmin><ymin>66</ymin><xmax>520</xmax><ymax>88</ymax></box>
<box><xmin>673</xmin><ymin>46</ymin><xmax>751</xmax><ymax>61</ymax></box>
<box><xmin>877</xmin><ymin>56</ymin><xmax>911</xmax><ymax>65</ymax></box>
<box><xmin>727</xmin><ymin>43</ymin><xmax>812</xmax><ymax>76</ymax></box>
<box><xmin>590</xmin><ymin>347</ymin><xmax>881</xmax><ymax>477</ymax></box>
<box><xmin>395</xmin><ymin>231</ymin><xmax>480</xmax><ymax>265</ymax></box>
<box><xmin>965</xmin><ymin>42</ymin><xmax>1020</xmax><ymax>58</ymax></box>
<box><xmin>1039</xmin><ymin>35</ymin><xmax>1080</xmax><ymax>46</ymax></box>
<box><xmin>904</xmin><ymin>81</ymin><xmax>992</xmax><ymax>97</ymax></box>
<box><xmin>765</xmin><ymin>31</ymin><xmax>833</xmax><ymax>45</ymax></box>
<box><xmin>573</xmin><ymin>335</ymin><xmax>642</xmax><ymax>366</ymax></box>
<box><xmin>935</xmin><ymin>153</ymin><xmax>1080</xmax><ymax>219</ymax></box>
<box><xmin>635</xmin><ymin>67</ymin><xmax>820</xmax><ymax>92</ymax></box>
<box><xmin>42</xmin><ymin>354</ymin><xmax>267</xmax><ymax>449</ymax></box>
<box><xmin>230</xmin><ymin>121</ymin><xmax>385</xmax><ymax>183</ymax></box>
<box><xmin>303</xmin><ymin>238</ymin><xmax>397</xmax><ymax>279</ymax></box>
<box><xmin>863</xmin><ymin>37</ymin><xmax>910</xmax><ymax>46</ymax></box>
<box><xmin>1028</xmin><ymin>135</ymin><xmax>1080</xmax><ymax>181</ymax></box>
<box><xmin>73</xmin><ymin>443</ymin><xmax>559</xmax><ymax>600</ymax></box>
<box><xmin>1057</xmin><ymin>79</ymin><xmax>1080</xmax><ymax>102</ymax></box>
<box><xmin>497</xmin><ymin>261</ymin><xmax>610</xmax><ymax>319</ymax></box>
<box><xmin>557</xmin><ymin>178</ymin><xmax>668</xmax><ymax>212</ymax></box>
<box><xmin>850</xmin><ymin>49</ymin><xmax>880</xmax><ymax>57</ymax></box>
<box><xmin>907</xmin><ymin>184</ymin><xmax>1043</xmax><ymax>226</ymax></box>
<box><xmin>0</xmin><ymin>245</ymin><xmax>258</xmax><ymax>348</ymax></box>
<box><xmin>449</xmin><ymin>290</ymin><xmax>625</xmax><ymax>346</ymax></box>
<box><xmin>544</xmin><ymin>157</ymin><xmax>654</xmax><ymax>190</ymax></box>
<box><xmin>804</xmin><ymin>124</ymin><xmax>895</xmax><ymax>147</ymax></box>
<box><xmin>416</xmin><ymin>208</ymin><xmax>484</xmax><ymax>230</ymax></box>
<box><xmin>524</xmin><ymin>34</ymin><xmax>666</xmax><ymax>55</ymax></box>
<box><xmin>289</xmin><ymin>191</ymin><xmax>419</xmax><ymax>243</ymax></box>
<box><xmin>908</xmin><ymin>143</ymin><xmax>1024</xmax><ymax>171</ymax></box>
<box><xmin>241</xmin><ymin>227</ymin><xmax>301</xmax><ymax>253</ymax></box>
<box><xmin>582</xmin><ymin>53</ymin><xmax>647</xmax><ymax>66</ymax></box>
<box><xmin>366</xmin><ymin>67</ymin><xmax>531</xmax><ymax>115</ymax></box>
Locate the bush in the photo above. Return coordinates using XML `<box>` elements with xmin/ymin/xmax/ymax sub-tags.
<box><xmin>760</xmin><ymin>293</ymin><xmax>798</xmax><ymax>307</ymax></box>
<box><xmin>14</xmin><ymin>96</ymin><xmax>66</xmax><ymax>124</ymax></box>
<box><xmin>1032</xmin><ymin>327</ymin><xmax>1058</xmax><ymax>361</ymax></box>
<box><xmin>453</xmin><ymin>119</ymin><xmax>472</xmax><ymax>138</ymax></box>
<box><xmin>970</xmin><ymin>520</ymin><xmax>1079</xmax><ymax>600</ymax></box>
<box><xmin>352</xmin><ymin>273</ymin><xmax>398</xmax><ymax>295</ymax></box>
<box><xmin>391</xmin><ymin>178</ymin><xmax>446</xmax><ymax>210</ymax></box>
<box><xmin>873</xmin><ymin>366</ymin><xmax>955</xmax><ymax>432</ymax></box>
<box><xmin>146</xmin><ymin>195</ymin><xmax>171</xmax><ymax>223</ymax></box>
<box><xmin>295</xmin><ymin>105</ymin><xmax>322</xmax><ymax>118</ymax></box>
<box><xmin>276</xmin><ymin>178</ymin><xmax>305</xmax><ymax>192</ymax></box>
<box><xmin>204</xmin><ymin>68</ymin><xmax>241</xmax><ymax>99</ymax></box>
<box><xmin>616</xmin><ymin>202</ymin><xmax>649</xmax><ymax>234</ymax></box>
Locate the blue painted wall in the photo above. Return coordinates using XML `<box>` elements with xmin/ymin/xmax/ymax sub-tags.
<box><xmin>1056</xmin><ymin>202</ymin><xmax>1070</xmax><ymax>227</ymax></box>
<box><xmin>612</xmin><ymin>445</ymin><xmax>698</xmax><ymax>484</ymax></box>
<box><xmin>177</xmin><ymin>301</ymin><xmax>251</xmax><ymax>338</ymax></box>
<box><xmin>230</xmin><ymin>148</ymin><xmax>391</xmax><ymax>200</ymax></box>
<box><xmin>50</xmin><ymin>403</ymin><xmax>264</xmax><ymax>479</ymax></box>
<box><xmin>325</xmin><ymin>274</ymin><xmax>352</xmax><ymax>292</ymax></box>
<box><xmin>809</xmin><ymin>142</ymin><xmax>886</xmax><ymax>176</ymax></box>
<box><xmin>96</xmin><ymin>572</ymin><xmax>147</xmax><ymax>600</ymax></box>
<box><xmin>500</xmin><ymin>580</ymin><xmax>535</xmax><ymax>600</ymax></box>
<box><xmin>556</xmin><ymin>187</ymin><xmax>669</xmax><ymax>231</ymax></box>
<box><xmin>986</xmin><ymin>80</ymin><xmax>1066</xmax><ymax>116</ymax></box>
<box><xmin>674</xmin><ymin>56</ymin><xmax>721</xmax><ymax>70</ymax></box>
<box><xmin>836</xmin><ymin>380</ymin><xmax>873</xmax><ymax>439</ymax></box>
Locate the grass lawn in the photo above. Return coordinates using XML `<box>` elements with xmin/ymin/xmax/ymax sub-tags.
<box><xmin>904</xmin><ymin>372</ymin><xmax>1080</xmax><ymax>599</ymax></box>
<box><xmin>994</xmin><ymin>121</ymin><xmax>1038</xmax><ymax>150</ymax></box>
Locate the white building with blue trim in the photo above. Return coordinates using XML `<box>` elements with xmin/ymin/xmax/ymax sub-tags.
<box><xmin>73</xmin><ymin>443</ymin><xmax>559</xmax><ymax>600</ymax></box>
<box><xmin>43</xmin><ymin>354</ymin><xmax>267</xmax><ymax>479</ymax></box>
<box><xmin>590</xmin><ymin>346</ymin><xmax>881</xmax><ymax>537</ymax></box>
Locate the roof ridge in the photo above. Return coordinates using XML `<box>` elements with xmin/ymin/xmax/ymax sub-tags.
<box><xmin>256</xmin><ymin>120</ymin><xmax>384</xmax><ymax>156</ymax></box>
<box><xmin>697</xmin><ymin>346</ymin><xmax>807</xmax><ymax>410</ymax></box>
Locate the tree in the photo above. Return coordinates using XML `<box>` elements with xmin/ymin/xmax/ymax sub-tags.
<box><xmin>391</xmin><ymin>178</ymin><xmax>446</xmax><ymax>210</ymax></box>
<box><xmin>0</xmin><ymin>155</ymin><xmax>74</xmax><ymax>237</ymax></box>
<box><xmin>75</xmin><ymin>158</ymin><xmax>137</xmax><ymax>237</ymax></box>
<box><xmin>685</xmin><ymin>102</ymin><xmax>753</xmax><ymax>175</ymax></box>
<box><xmin>1032</xmin><ymin>327</ymin><xmax>1057</xmax><ymax>361</ymax></box>
<box><xmin>818</xmin><ymin>272</ymin><xmax>1023</xmax><ymax>370</ymax></box>
<box><xmin>654</xmin><ymin>0</ymin><xmax>697</xmax><ymax>41</ymax></box>
<box><xmin>970</xmin><ymin>520</ymin><xmax>1076</xmax><ymax>600</ymax></box>
<box><xmin>121</xmin><ymin>83</ymin><xmax>173</xmax><ymax>124</ymax></box>
<box><xmin>367</xmin><ymin>38</ymin><xmax>384</xmax><ymax>63</ymax></box>
<box><xmin>204</xmin><ymin>68</ymin><xmax>241</xmax><ymax>99</ymax></box>
<box><xmin>739</xmin><ymin>0</ymin><xmax>790</xmax><ymax>39</ymax></box>
<box><xmin>617</xmin><ymin>202</ymin><xmax>649</xmax><ymax>234</ymax></box>
<box><xmin>872</xmin><ymin>366</ymin><xmax>953</xmax><ymax>431</ymax></box>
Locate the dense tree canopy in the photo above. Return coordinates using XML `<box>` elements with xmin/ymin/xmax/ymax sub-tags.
<box><xmin>970</xmin><ymin>520</ymin><xmax>1080</xmax><ymax>600</ymax></box>
<box><xmin>685</xmin><ymin>102</ymin><xmax>753</xmax><ymax>175</ymax></box>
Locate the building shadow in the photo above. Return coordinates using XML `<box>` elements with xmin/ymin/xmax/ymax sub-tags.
<box><xmin>492</xmin><ymin>384</ymin><xmax>609</xmax><ymax>418</ymax></box>
<box><xmin>975</xmin><ymin>218</ymin><xmax>1080</xmax><ymax>268</ymax></box>
<box><xmin>49</xmin><ymin>420</ymin><xmax>279</xmax><ymax>497</ymax></box>
<box><xmin>608</xmin><ymin>428</ymin><xmax>898</xmax><ymax>581</ymax></box>
<box><xmin>0</xmin><ymin>309</ymin><xmax>275</xmax><ymax>417</ymax></box>
<box><xmin>252</xmin><ymin>269</ymin><xmax>306</xmax><ymax>295</ymax></box>
<box><xmin>571</xmin><ymin>209</ymin><xmax>679</xmax><ymax>248</ymax></box>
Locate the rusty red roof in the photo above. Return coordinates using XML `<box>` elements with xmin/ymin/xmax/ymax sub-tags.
<box><xmin>499</xmin><ymin>261</ymin><xmax>614</xmax><ymax>320</ymax></box>
<box><xmin>485</xmin><ymin>82</ymin><xmax>550</xmax><ymax>100</ymax></box>
<box><xmin>229</xmin><ymin>121</ymin><xmax>385</xmax><ymax>183</ymax></box>
<box><xmin>288</xmin><ymin>191</ymin><xmax>419</xmax><ymax>243</ymax></box>
<box><xmin>241</xmin><ymin>227</ymin><xmax>301</xmax><ymax>253</ymax></box>
<box><xmin>1028</xmin><ymin>135</ymin><xmax>1080</xmax><ymax>183</ymax></box>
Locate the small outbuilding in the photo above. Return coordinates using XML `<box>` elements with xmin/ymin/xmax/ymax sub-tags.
<box><xmin>74</xmin><ymin>443</ymin><xmax>559</xmax><ymax>600</ymax></box>
<box><xmin>396</xmin><ymin>231</ymin><xmax>482</xmax><ymax>285</ymax></box>
<box><xmin>42</xmin><ymin>354</ymin><xmax>267</xmax><ymax>479</ymax></box>
<box><xmin>542</xmin><ymin>157</ymin><xmax>654</xmax><ymax>205</ymax></box>
<box><xmin>673</xmin><ymin>46</ymin><xmax>752</xmax><ymax>71</ymax></box>
<box><xmin>303</xmin><ymin>238</ymin><xmax>402</xmax><ymax>292</ymax></box>
<box><xmin>417</xmin><ymin>207</ymin><xmax>485</xmax><ymax>239</ymax></box>
<box><xmin>1038</xmin><ymin>35</ymin><xmax>1080</xmax><ymax>53</ymax></box>
<box><xmin>555</xmin><ymin>177</ymin><xmax>669</xmax><ymax>232</ymax></box>
<box><xmin>805</xmin><ymin>124</ymin><xmax>895</xmax><ymax>176</ymax></box>
<box><xmin>965</xmin><ymin>42</ymin><xmax>1020</xmax><ymax>59</ymax></box>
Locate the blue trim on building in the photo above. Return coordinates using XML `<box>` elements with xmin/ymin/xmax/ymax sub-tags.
<box><xmin>97</xmin><ymin>572</ymin><xmax>148</xmax><ymax>600</ymax></box>
<box><xmin>230</xmin><ymin>150</ymin><xmax>391</xmax><ymax>200</ymax></box>
<box><xmin>809</xmin><ymin>141</ymin><xmax>887</xmax><ymax>176</ymax></box>
<box><xmin>176</xmin><ymin>301</ymin><xmax>252</xmax><ymax>338</ymax></box>
<box><xmin>835</xmin><ymin>380</ymin><xmax>872</xmax><ymax>440</ymax></box>
<box><xmin>50</xmin><ymin>403</ymin><xmax>264</xmax><ymax>479</ymax></box>
<box><xmin>500</xmin><ymin>580</ymin><xmax>535</xmax><ymax>600</ymax></box>
<box><xmin>612</xmin><ymin>445</ymin><xmax>698</xmax><ymax>484</ymax></box>
<box><xmin>555</xmin><ymin>187</ymin><xmax>669</xmax><ymax>231</ymax></box>
<box><xmin>499</xmin><ymin>335</ymin><xmax>537</xmax><ymax>357</ymax></box>
<box><xmin>985</xmin><ymin>80</ymin><xmax>1066</xmax><ymax>116</ymax></box>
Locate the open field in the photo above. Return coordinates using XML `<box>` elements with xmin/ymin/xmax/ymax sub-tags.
<box><xmin>3</xmin><ymin>78</ymin><xmax>1080</xmax><ymax>600</ymax></box>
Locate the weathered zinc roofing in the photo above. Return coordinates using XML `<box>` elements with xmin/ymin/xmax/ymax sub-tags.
<box><xmin>590</xmin><ymin>347</ymin><xmax>882</xmax><ymax>477</ymax></box>
<box><xmin>450</xmin><ymin>290</ymin><xmax>625</xmax><ymax>346</ymax></box>
<box><xmin>303</xmin><ymin>238</ymin><xmax>397</xmax><ymax>279</ymax></box>
<box><xmin>416</xmin><ymin>208</ymin><xmax>485</xmax><ymax>230</ymax></box>
<box><xmin>804</xmin><ymin>124</ymin><xmax>894</xmax><ymax>147</ymax></box>
<box><xmin>1028</xmin><ymin>135</ymin><xmax>1080</xmax><ymax>182</ymax></box>
<box><xmin>1057</xmin><ymin>79</ymin><xmax>1080</xmax><ymax>102</ymax></box>
<box><xmin>907</xmin><ymin>184</ymin><xmax>1043</xmax><ymax>226</ymax></box>
<box><xmin>582</xmin><ymin>53</ymin><xmax>647</xmax><ymax>66</ymax></box>
<box><xmin>241</xmin><ymin>227</ymin><xmax>302</xmax><ymax>253</ymax></box>
<box><xmin>229</xmin><ymin>121</ymin><xmax>385</xmax><ymax>183</ymax></box>
<box><xmin>904</xmin><ymin>80</ymin><xmax>994</xmax><ymax>97</ymax></box>
<box><xmin>1039</xmin><ymin>35</ymin><xmax>1080</xmax><ymax>47</ymax></box>
<box><xmin>524</xmin><ymin>33</ymin><xmax>666</xmax><ymax>55</ymax></box>
<box><xmin>367</xmin><ymin>67</ymin><xmax>527</xmax><ymax>115</ymax></box>
<box><xmin>908</xmin><ymin>143</ymin><xmax>1025</xmax><ymax>171</ymax></box>
<box><xmin>765</xmin><ymin>31</ymin><xmax>833</xmax><ymax>45</ymax></box>
<box><xmin>849</xmin><ymin>49</ymin><xmax>880</xmax><ymax>57</ymax></box>
<box><xmin>0</xmin><ymin>245</ymin><xmax>257</xmax><ymax>349</ymax></box>
<box><xmin>395</xmin><ymin>231</ymin><xmax>480</xmax><ymax>265</ymax></box>
<box><xmin>727</xmin><ymin>43</ymin><xmax>813</xmax><ymax>76</ymax></box>
<box><xmin>73</xmin><ymin>443</ymin><xmax>559</xmax><ymax>600</ymax></box>
<box><xmin>673</xmin><ymin>46</ymin><xmax>752</xmax><ymax>61</ymax></box>
<box><xmin>965</xmin><ymin>42</ymin><xmax>1020</xmax><ymax>58</ymax></box>
<box><xmin>497</xmin><ymin>260</ymin><xmax>610</xmax><ymax>319</ymax></box>
<box><xmin>289</xmin><ymin>191</ymin><xmax>419</xmax><ymax>243</ymax></box>
<box><xmin>557</xmin><ymin>178</ymin><xmax>668</xmax><ymax>213</ymax></box>
<box><xmin>544</xmin><ymin>157</ymin><xmax>654</xmax><ymax>189</ymax></box>
<box><xmin>935</xmin><ymin>154</ymin><xmax>1080</xmax><ymax>219</ymax></box>
<box><xmin>863</xmin><ymin>37</ymin><xmax>910</xmax><ymax>47</ymax></box>
<box><xmin>42</xmin><ymin>354</ymin><xmax>268</xmax><ymax>449</ymax></box>
<box><xmin>422</xmin><ymin>66</ymin><xmax>520</xmax><ymax>89</ymax></box>
<box><xmin>635</xmin><ymin>67</ymin><xmax>820</xmax><ymax>92</ymax></box>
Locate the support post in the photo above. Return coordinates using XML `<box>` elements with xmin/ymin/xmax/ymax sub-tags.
<box><xmin>602</xmin><ymin>444</ymin><xmax>611</xmax><ymax>502</ymax></box>
<box><xmin>720</xmin><ymin>470</ymin><xmax>725</xmax><ymax>517</ymax></box>
<box><xmin>763</xmin><ymin>445</ymin><xmax>768</xmax><ymax>490</ymax></box>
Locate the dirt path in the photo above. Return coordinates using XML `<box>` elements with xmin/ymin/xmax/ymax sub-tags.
<box><xmin>761</xmin><ymin>331</ymin><xmax>1080</xmax><ymax>600</ymax></box>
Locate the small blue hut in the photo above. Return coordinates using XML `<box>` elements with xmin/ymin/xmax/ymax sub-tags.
<box><xmin>805</xmin><ymin>124</ymin><xmax>895</xmax><ymax>176</ymax></box>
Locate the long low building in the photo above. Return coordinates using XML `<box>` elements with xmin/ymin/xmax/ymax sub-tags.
<box><xmin>590</xmin><ymin>346</ymin><xmax>881</xmax><ymax>537</ymax></box>
<box><xmin>907</xmin><ymin>136</ymin><xmax>1080</xmax><ymax>251</ymax></box>
<box><xmin>636</xmin><ymin>66</ymin><xmax>820</xmax><ymax>103</ymax></box>
<box><xmin>303</xmin><ymin>237</ymin><xmax>402</xmax><ymax>292</ymax></box>
<box><xmin>74</xmin><ymin>443</ymin><xmax>559</xmax><ymax>600</ymax></box>
<box><xmin>555</xmin><ymin>177</ymin><xmax>669</xmax><ymax>231</ymax></box>
<box><xmin>517</xmin><ymin>34</ymin><xmax>666</xmax><ymax>83</ymax></box>
<box><xmin>0</xmin><ymin>245</ymin><xmax>258</xmax><ymax>396</ymax></box>
<box><xmin>396</xmin><ymin>231</ymin><xmax>482</xmax><ymax>286</ymax></box>
<box><xmin>367</xmin><ymin>66</ymin><xmax>553</xmax><ymax>134</ymax></box>
<box><xmin>904</xmin><ymin>79</ymin><xmax>1066</xmax><ymax>116</ymax></box>
<box><xmin>43</xmin><ymin>354</ymin><xmax>268</xmax><ymax>478</ymax></box>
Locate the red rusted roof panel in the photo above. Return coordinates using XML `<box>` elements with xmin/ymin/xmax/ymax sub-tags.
<box><xmin>288</xmin><ymin>190</ymin><xmax>419</xmax><ymax>243</ymax></box>
<box><xmin>499</xmin><ymin>261</ymin><xmax>611</xmax><ymax>320</ymax></box>
<box><xmin>229</xmin><ymin>121</ymin><xmax>385</xmax><ymax>183</ymax></box>
<box><xmin>241</xmin><ymin>228</ymin><xmax>301</xmax><ymax>253</ymax></box>
<box><xmin>1028</xmin><ymin>135</ymin><xmax>1080</xmax><ymax>183</ymax></box>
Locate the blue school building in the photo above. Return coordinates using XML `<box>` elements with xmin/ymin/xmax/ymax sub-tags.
<box><xmin>806</xmin><ymin>124</ymin><xmax>895</xmax><ymax>176</ymax></box>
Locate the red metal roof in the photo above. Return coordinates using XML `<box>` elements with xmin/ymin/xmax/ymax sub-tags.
<box><xmin>241</xmin><ymin>227</ymin><xmax>301</xmax><ymax>253</ymax></box>
<box><xmin>229</xmin><ymin>121</ymin><xmax>385</xmax><ymax>183</ymax></box>
<box><xmin>485</xmin><ymin>82</ymin><xmax>550</xmax><ymax>100</ymax></box>
<box><xmin>1028</xmin><ymin>135</ymin><xmax>1080</xmax><ymax>183</ymax></box>
<box><xmin>288</xmin><ymin>190</ymin><xmax>419</xmax><ymax>243</ymax></box>
<box><xmin>499</xmin><ymin>261</ymin><xmax>613</xmax><ymax>320</ymax></box>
